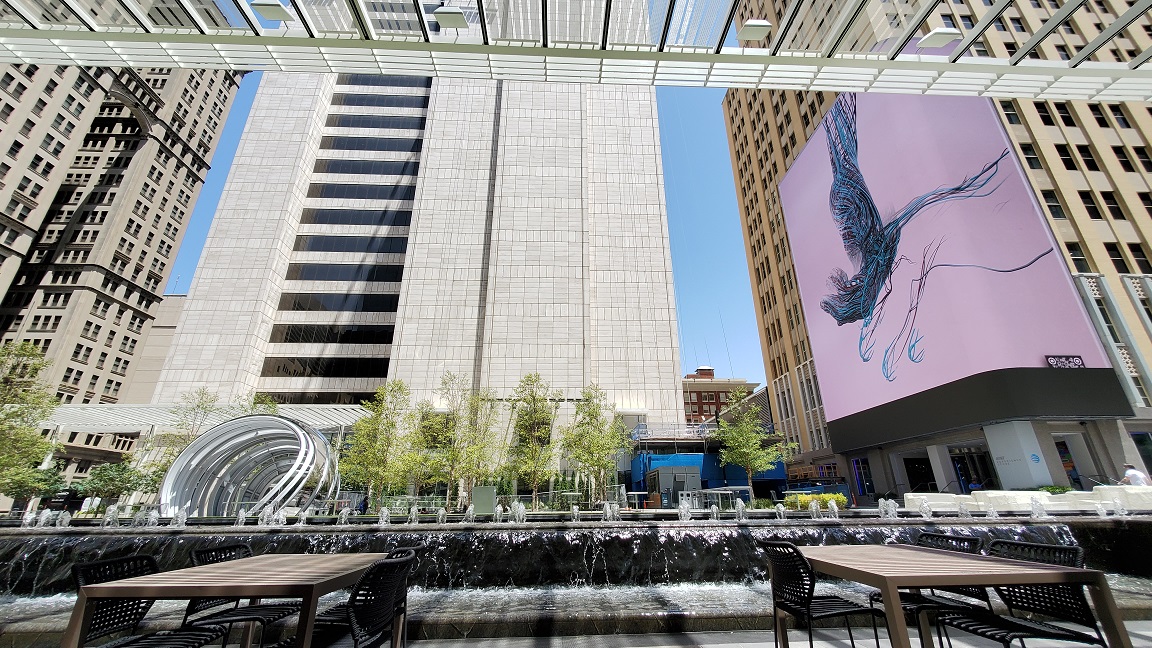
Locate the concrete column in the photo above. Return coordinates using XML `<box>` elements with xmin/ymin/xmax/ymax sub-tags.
<box><xmin>926</xmin><ymin>445</ymin><xmax>958</xmax><ymax>493</ymax></box>
<box><xmin>984</xmin><ymin>421</ymin><xmax>1056</xmax><ymax>489</ymax></box>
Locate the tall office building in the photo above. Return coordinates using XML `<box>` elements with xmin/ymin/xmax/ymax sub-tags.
<box><xmin>154</xmin><ymin>73</ymin><xmax>684</xmax><ymax>427</ymax></box>
<box><xmin>0</xmin><ymin>65</ymin><xmax>243</xmax><ymax>404</ymax></box>
<box><xmin>725</xmin><ymin>0</ymin><xmax>1152</xmax><ymax>493</ymax></box>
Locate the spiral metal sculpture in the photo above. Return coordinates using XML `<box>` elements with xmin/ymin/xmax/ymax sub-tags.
<box><xmin>159</xmin><ymin>415</ymin><xmax>339</xmax><ymax>517</ymax></box>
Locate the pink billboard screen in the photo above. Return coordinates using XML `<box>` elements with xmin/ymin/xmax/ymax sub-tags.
<box><xmin>779</xmin><ymin>93</ymin><xmax>1112</xmax><ymax>424</ymax></box>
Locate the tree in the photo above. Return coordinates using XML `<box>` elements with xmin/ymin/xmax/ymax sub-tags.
<box><xmin>0</xmin><ymin>342</ymin><xmax>59</xmax><ymax>500</ymax></box>
<box><xmin>234</xmin><ymin>391</ymin><xmax>279</xmax><ymax>416</ymax></box>
<box><xmin>422</xmin><ymin>373</ymin><xmax>502</xmax><ymax>510</ymax></box>
<box><xmin>1</xmin><ymin>466</ymin><xmax>67</xmax><ymax>502</ymax></box>
<box><xmin>712</xmin><ymin>389</ymin><xmax>796</xmax><ymax>506</ymax></box>
<box><xmin>506</xmin><ymin>373</ymin><xmax>561</xmax><ymax>509</ymax></box>
<box><xmin>561</xmin><ymin>385</ymin><xmax>630</xmax><ymax>504</ymax></box>
<box><xmin>76</xmin><ymin>458</ymin><xmax>144</xmax><ymax>503</ymax></box>
<box><xmin>340</xmin><ymin>380</ymin><xmax>413</xmax><ymax>504</ymax></box>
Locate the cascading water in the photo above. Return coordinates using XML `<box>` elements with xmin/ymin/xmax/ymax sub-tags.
<box><xmin>827</xmin><ymin>500</ymin><xmax>840</xmax><ymax>520</ymax></box>
<box><xmin>463</xmin><ymin>505</ymin><xmax>475</xmax><ymax>524</ymax></box>
<box><xmin>677</xmin><ymin>501</ymin><xmax>691</xmax><ymax>521</ymax></box>
<box><xmin>131</xmin><ymin>511</ymin><xmax>147</xmax><ymax>527</ymax></box>
<box><xmin>258</xmin><ymin>505</ymin><xmax>275</xmax><ymax>527</ymax></box>
<box><xmin>734</xmin><ymin>499</ymin><xmax>747</xmax><ymax>522</ymax></box>
<box><xmin>55</xmin><ymin>511</ymin><xmax>71</xmax><ymax>528</ymax></box>
<box><xmin>808</xmin><ymin>500</ymin><xmax>821</xmax><ymax>520</ymax></box>
<box><xmin>274</xmin><ymin>509</ymin><xmax>288</xmax><ymax>526</ymax></box>
<box><xmin>36</xmin><ymin>510</ymin><xmax>54</xmax><ymax>528</ymax></box>
<box><xmin>378</xmin><ymin>508</ymin><xmax>390</xmax><ymax>526</ymax></box>
<box><xmin>1095</xmin><ymin>502</ymin><xmax>1109</xmax><ymax>518</ymax></box>
<box><xmin>408</xmin><ymin>505</ymin><xmax>420</xmax><ymax>525</ymax></box>
<box><xmin>101</xmin><ymin>505</ymin><xmax>119</xmax><ymax>528</ymax></box>
<box><xmin>337</xmin><ymin>507</ymin><xmax>352</xmax><ymax>526</ymax></box>
<box><xmin>709</xmin><ymin>505</ymin><xmax>720</xmax><ymax>520</ymax></box>
<box><xmin>986</xmin><ymin>504</ymin><xmax>1000</xmax><ymax>519</ymax></box>
<box><xmin>436</xmin><ymin>508</ymin><xmax>447</xmax><ymax>524</ymax></box>
<box><xmin>774</xmin><ymin>503</ymin><xmax>786</xmax><ymax>520</ymax></box>
<box><xmin>918</xmin><ymin>501</ymin><xmax>933</xmax><ymax>519</ymax></box>
<box><xmin>511</xmin><ymin>502</ymin><xmax>527</xmax><ymax>524</ymax></box>
<box><xmin>571</xmin><ymin>506</ymin><xmax>580</xmax><ymax>522</ymax></box>
<box><xmin>146</xmin><ymin>510</ymin><xmax>160</xmax><ymax>527</ymax></box>
<box><xmin>1029</xmin><ymin>497</ymin><xmax>1051</xmax><ymax>520</ymax></box>
<box><xmin>1113</xmin><ymin>498</ymin><xmax>1130</xmax><ymax>517</ymax></box>
<box><xmin>20</xmin><ymin>511</ymin><xmax>36</xmax><ymax>528</ymax></box>
<box><xmin>494</xmin><ymin>505</ymin><xmax>505</xmax><ymax>523</ymax></box>
<box><xmin>169</xmin><ymin>507</ymin><xmax>187</xmax><ymax>528</ymax></box>
<box><xmin>235</xmin><ymin>508</ymin><xmax>248</xmax><ymax>527</ymax></box>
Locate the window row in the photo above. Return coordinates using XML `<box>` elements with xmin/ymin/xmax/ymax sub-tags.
<box><xmin>268</xmin><ymin>324</ymin><xmax>395</xmax><ymax>345</ymax></box>
<box><xmin>260</xmin><ymin>356</ymin><xmax>389</xmax><ymax>378</ymax></box>
<box><xmin>277</xmin><ymin>292</ymin><xmax>399</xmax><ymax>312</ymax></box>
<box><xmin>336</xmin><ymin>75</ymin><xmax>431</xmax><ymax>88</ymax></box>
<box><xmin>313</xmin><ymin>159</ymin><xmax>420</xmax><ymax>176</ymax></box>
<box><xmin>293</xmin><ymin>235</ymin><xmax>407</xmax><ymax>254</ymax></box>
<box><xmin>325</xmin><ymin>115</ymin><xmax>427</xmax><ymax>130</ymax></box>
<box><xmin>331</xmin><ymin>93</ymin><xmax>429</xmax><ymax>108</ymax></box>
<box><xmin>306</xmin><ymin>184</ymin><xmax>416</xmax><ymax>201</ymax></box>
<box><xmin>285</xmin><ymin>263</ymin><xmax>404</xmax><ymax>283</ymax></box>
<box><xmin>319</xmin><ymin>136</ymin><xmax>422</xmax><ymax>152</ymax></box>
<box><xmin>299</xmin><ymin>208</ymin><xmax>412</xmax><ymax>227</ymax></box>
<box><xmin>1065</xmin><ymin>242</ymin><xmax>1152</xmax><ymax>275</ymax></box>
<box><xmin>258</xmin><ymin>391</ymin><xmax>376</xmax><ymax>405</ymax></box>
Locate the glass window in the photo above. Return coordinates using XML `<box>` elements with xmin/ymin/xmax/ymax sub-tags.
<box><xmin>1041</xmin><ymin>190</ymin><xmax>1066</xmax><ymax>219</ymax></box>
<box><xmin>260</xmin><ymin>356</ymin><xmax>388</xmax><ymax>378</ymax></box>
<box><xmin>1035</xmin><ymin>102</ymin><xmax>1054</xmax><ymax>126</ymax></box>
<box><xmin>1066</xmin><ymin>242</ymin><xmax>1092</xmax><ymax>272</ymax></box>
<box><xmin>1054</xmin><ymin>144</ymin><xmax>1076</xmax><ymax>170</ymax></box>
<box><xmin>1129</xmin><ymin>244</ymin><xmax>1152</xmax><ymax>274</ymax></box>
<box><xmin>1135</xmin><ymin>146</ymin><xmax>1152</xmax><ymax>172</ymax></box>
<box><xmin>325</xmin><ymin>114</ymin><xmax>427</xmax><ymax>130</ymax></box>
<box><xmin>285</xmin><ymin>263</ymin><xmax>404</xmax><ymax>282</ymax></box>
<box><xmin>259</xmin><ymin>391</ymin><xmax>376</xmax><ymax>405</ymax></box>
<box><xmin>269</xmin><ymin>324</ymin><xmax>395</xmax><ymax>345</ymax></box>
<box><xmin>1105</xmin><ymin>243</ymin><xmax>1131</xmax><ymax>273</ymax></box>
<box><xmin>313</xmin><ymin>159</ymin><xmax>420</xmax><ymax>175</ymax></box>
<box><xmin>1019</xmin><ymin>143</ymin><xmax>1042</xmax><ymax>169</ymax></box>
<box><xmin>1090</xmin><ymin>104</ymin><xmax>1109</xmax><ymax>127</ymax></box>
<box><xmin>305</xmin><ymin>184</ymin><xmax>416</xmax><ymax>200</ymax></box>
<box><xmin>1000</xmin><ymin>100</ymin><xmax>1020</xmax><ymax>124</ymax></box>
<box><xmin>1100</xmin><ymin>191</ymin><xmax>1125</xmax><ymax>219</ymax></box>
<box><xmin>1080</xmin><ymin>191</ymin><xmax>1103</xmax><ymax>219</ymax></box>
<box><xmin>336</xmin><ymin>74</ymin><xmax>432</xmax><ymax>87</ymax></box>
<box><xmin>1114</xmin><ymin>146</ymin><xmax>1136</xmax><ymax>172</ymax></box>
<box><xmin>299</xmin><ymin>208</ymin><xmax>412</xmax><ymax>227</ymax></box>
<box><xmin>1076</xmin><ymin>144</ymin><xmax>1100</xmax><ymax>171</ymax></box>
<box><xmin>277</xmin><ymin>293</ymin><xmax>400</xmax><ymax>312</ymax></box>
<box><xmin>292</xmin><ymin>235</ymin><xmax>407</xmax><ymax>254</ymax></box>
<box><xmin>1111</xmin><ymin>105</ymin><xmax>1131</xmax><ymax>128</ymax></box>
<box><xmin>331</xmin><ymin>93</ymin><xmax>429</xmax><ymax>108</ymax></box>
<box><xmin>1055</xmin><ymin>103</ymin><xmax>1075</xmax><ymax>126</ymax></box>
<box><xmin>320</xmin><ymin>137</ymin><xmax>422</xmax><ymax>152</ymax></box>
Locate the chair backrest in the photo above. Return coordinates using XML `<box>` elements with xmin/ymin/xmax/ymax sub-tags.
<box><xmin>760</xmin><ymin>541</ymin><xmax>815</xmax><ymax>610</ymax></box>
<box><xmin>72</xmin><ymin>555</ymin><xmax>159</xmax><ymax>642</ymax></box>
<box><xmin>915</xmin><ymin>532</ymin><xmax>982</xmax><ymax>554</ymax></box>
<box><xmin>192</xmin><ymin>543</ymin><xmax>254</xmax><ymax>567</ymax></box>
<box><xmin>987</xmin><ymin>540</ymin><xmax>1097</xmax><ymax>629</ymax></box>
<box><xmin>185</xmin><ymin>544</ymin><xmax>255</xmax><ymax>619</ymax></box>
<box><xmin>347</xmin><ymin>550</ymin><xmax>417</xmax><ymax>647</ymax></box>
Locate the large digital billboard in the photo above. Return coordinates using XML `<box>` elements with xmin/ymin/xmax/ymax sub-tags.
<box><xmin>779</xmin><ymin>93</ymin><xmax>1121</xmax><ymax>436</ymax></box>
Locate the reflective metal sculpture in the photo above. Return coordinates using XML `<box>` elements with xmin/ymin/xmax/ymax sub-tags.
<box><xmin>159</xmin><ymin>415</ymin><xmax>339</xmax><ymax>518</ymax></box>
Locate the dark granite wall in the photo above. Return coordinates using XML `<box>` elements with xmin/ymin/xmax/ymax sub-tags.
<box><xmin>0</xmin><ymin>521</ymin><xmax>1075</xmax><ymax>596</ymax></box>
<box><xmin>1065</xmin><ymin>518</ymin><xmax>1152</xmax><ymax>577</ymax></box>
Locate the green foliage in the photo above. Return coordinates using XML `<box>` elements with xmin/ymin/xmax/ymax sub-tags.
<box><xmin>560</xmin><ymin>384</ymin><xmax>630</xmax><ymax>503</ymax></box>
<box><xmin>1037</xmin><ymin>485</ymin><xmax>1074</xmax><ymax>494</ymax></box>
<box><xmin>420</xmin><ymin>372</ymin><xmax>502</xmax><ymax>510</ymax></box>
<box><xmin>1</xmin><ymin>466</ymin><xmax>67</xmax><ymax>501</ymax></box>
<box><xmin>76</xmin><ymin>458</ymin><xmax>145</xmax><ymax>501</ymax></box>
<box><xmin>506</xmin><ymin>373</ymin><xmax>561</xmax><ymax>509</ymax></box>
<box><xmin>340</xmin><ymin>380</ymin><xmax>413</xmax><ymax>501</ymax></box>
<box><xmin>235</xmin><ymin>392</ymin><xmax>280</xmax><ymax>416</ymax></box>
<box><xmin>711</xmin><ymin>388</ymin><xmax>795</xmax><ymax>487</ymax></box>
<box><xmin>783</xmin><ymin>493</ymin><xmax>848</xmax><ymax>509</ymax></box>
<box><xmin>0</xmin><ymin>342</ymin><xmax>60</xmax><ymax>500</ymax></box>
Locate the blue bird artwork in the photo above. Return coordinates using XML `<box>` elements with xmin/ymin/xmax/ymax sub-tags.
<box><xmin>819</xmin><ymin>93</ymin><xmax>1053</xmax><ymax>382</ymax></box>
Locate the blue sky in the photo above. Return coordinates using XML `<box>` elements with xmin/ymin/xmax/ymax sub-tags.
<box><xmin>165</xmin><ymin>76</ymin><xmax>768</xmax><ymax>388</ymax></box>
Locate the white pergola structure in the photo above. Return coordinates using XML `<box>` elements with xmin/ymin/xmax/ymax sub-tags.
<box><xmin>0</xmin><ymin>0</ymin><xmax>1150</xmax><ymax>99</ymax></box>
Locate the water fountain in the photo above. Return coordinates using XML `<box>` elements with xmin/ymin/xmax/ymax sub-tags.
<box><xmin>55</xmin><ymin>511</ymin><xmax>71</xmax><ymax>528</ymax></box>
<box><xmin>571</xmin><ymin>506</ymin><xmax>580</xmax><ymax>522</ymax></box>
<box><xmin>235</xmin><ymin>507</ymin><xmax>248</xmax><ymax>527</ymax></box>
<box><xmin>1095</xmin><ymin>502</ymin><xmax>1110</xmax><ymax>518</ymax></box>
<box><xmin>436</xmin><ymin>508</ymin><xmax>447</xmax><ymax>524</ymax></box>
<box><xmin>130</xmin><ymin>510</ymin><xmax>147</xmax><ymax>527</ymax></box>
<box><xmin>886</xmin><ymin>499</ymin><xmax>900</xmax><ymax>519</ymax></box>
<box><xmin>510</xmin><ymin>502</ymin><xmax>527</xmax><ymax>524</ymax></box>
<box><xmin>463</xmin><ymin>505</ymin><xmax>475</xmax><ymax>524</ymax></box>
<box><xmin>957</xmin><ymin>501</ymin><xmax>973</xmax><ymax>520</ymax></box>
<box><xmin>1029</xmin><ymin>496</ymin><xmax>1051</xmax><ymax>520</ymax></box>
<box><xmin>826</xmin><ymin>500</ymin><xmax>840</xmax><ymax>520</ymax></box>
<box><xmin>101</xmin><ymin>504</ymin><xmax>119</xmax><ymax>528</ymax></box>
<box><xmin>733</xmin><ymin>499</ymin><xmax>747</xmax><ymax>522</ymax></box>
<box><xmin>707</xmin><ymin>505</ymin><xmax>719</xmax><ymax>520</ymax></box>
<box><xmin>808</xmin><ymin>500</ymin><xmax>822</xmax><ymax>520</ymax></box>
<box><xmin>258</xmin><ymin>505</ymin><xmax>275</xmax><ymax>527</ymax></box>
<box><xmin>273</xmin><ymin>509</ymin><xmax>288</xmax><ymax>526</ymax></box>
<box><xmin>610</xmin><ymin>503</ymin><xmax>620</xmax><ymax>522</ymax></box>
<box><xmin>19</xmin><ymin>511</ymin><xmax>36</xmax><ymax>528</ymax></box>
<box><xmin>168</xmin><ymin>507</ymin><xmax>187</xmax><ymax>528</ymax></box>
<box><xmin>336</xmin><ymin>506</ymin><xmax>352</xmax><ymax>526</ymax></box>
<box><xmin>918</xmin><ymin>501</ymin><xmax>933</xmax><ymax>519</ymax></box>
<box><xmin>408</xmin><ymin>505</ymin><xmax>420</xmax><ymax>524</ymax></box>
<box><xmin>985</xmin><ymin>504</ymin><xmax>1000</xmax><ymax>519</ymax></box>
<box><xmin>494</xmin><ymin>504</ymin><xmax>505</xmax><ymax>523</ymax></box>
<box><xmin>677</xmin><ymin>501</ymin><xmax>691</xmax><ymax>521</ymax></box>
<box><xmin>1113</xmin><ymin>498</ymin><xmax>1130</xmax><ymax>517</ymax></box>
<box><xmin>377</xmin><ymin>508</ymin><xmax>389</xmax><ymax>526</ymax></box>
<box><xmin>774</xmin><ymin>503</ymin><xmax>786</xmax><ymax>520</ymax></box>
<box><xmin>36</xmin><ymin>510</ymin><xmax>54</xmax><ymax>528</ymax></box>
<box><xmin>146</xmin><ymin>510</ymin><xmax>160</xmax><ymax>527</ymax></box>
<box><xmin>601</xmin><ymin>502</ymin><xmax>621</xmax><ymax>522</ymax></box>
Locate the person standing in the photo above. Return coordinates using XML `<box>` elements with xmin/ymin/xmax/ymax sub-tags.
<box><xmin>1120</xmin><ymin>463</ymin><xmax>1150</xmax><ymax>486</ymax></box>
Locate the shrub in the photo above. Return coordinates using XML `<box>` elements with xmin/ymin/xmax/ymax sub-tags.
<box><xmin>782</xmin><ymin>493</ymin><xmax>848</xmax><ymax>509</ymax></box>
<box><xmin>1037</xmin><ymin>485</ymin><xmax>1073</xmax><ymax>495</ymax></box>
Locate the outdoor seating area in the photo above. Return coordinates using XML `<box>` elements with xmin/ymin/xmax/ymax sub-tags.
<box><xmin>902</xmin><ymin>485</ymin><xmax>1152</xmax><ymax>515</ymax></box>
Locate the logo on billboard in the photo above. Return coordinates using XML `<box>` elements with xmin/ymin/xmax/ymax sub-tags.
<box><xmin>1045</xmin><ymin>355</ymin><xmax>1085</xmax><ymax>369</ymax></box>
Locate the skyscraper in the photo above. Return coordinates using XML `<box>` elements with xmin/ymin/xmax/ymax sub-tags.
<box><xmin>725</xmin><ymin>0</ymin><xmax>1152</xmax><ymax>493</ymax></box>
<box><xmin>154</xmin><ymin>73</ymin><xmax>684</xmax><ymax>427</ymax></box>
<box><xmin>0</xmin><ymin>65</ymin><xmax>243</xmax><ymax>404</ymax></box>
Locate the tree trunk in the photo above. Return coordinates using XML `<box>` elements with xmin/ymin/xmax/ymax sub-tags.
<box><xmin>744</xmin><ymin>465</ymin><xmax>755</xmax><ymax>508</ymax></box>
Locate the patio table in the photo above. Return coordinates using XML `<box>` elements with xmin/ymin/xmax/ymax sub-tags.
<box><xmin>797</xmin><ymin>544</ymin><xmax>1131</xmax><ymax>648</ymax></box>
<box><xmin>61</xmin><ymin>552</ymin><xmax>390</xmax><ymax>648</ymax></box>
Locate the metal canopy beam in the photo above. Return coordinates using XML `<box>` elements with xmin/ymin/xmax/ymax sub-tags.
<box><xmin>412</xmin><ymin>0</ymin><xmax>429</xmax><ymax>42</ymax></box>
<box><xmin>476</xmin><ymin>0</ymin><xmax>489</xmax><ymax>45</ymax></box>
<box><xmin>1070</xmin><ymin>0</ymin><xmax>1152</xmax><ymax>67</ymax></box>
<box><xmin>713</xmin><ymin>0</ymin><xmax>739</xmax><ymax>55</ymax></box>
<box><xmin>885</xmin><ymin>0</ymin><xmax>942</xmax><ymax>61</ymax></box>
<box><xmin>657</xmin><ymin>0</ymin><xmax>676</xmax><ymax>52</ymax></box>
<box><xmin>1010</xmin><ymin>0</ymin><xmax>1086</xmax><ymax>65</ymax></box>
<box><xmin>819</xmin><ymin>0</ymin><xmax>869</xmax><ymax>58</ymax></box>
<box><xmin>768</xmin><ymin>0</ymin><xmax>804</xmax><ymax>55</ymax></box>
<box><xmin>947</xmin><ymin>0</ymin><xmax>1012</xmax><ymax>63</ymax></box>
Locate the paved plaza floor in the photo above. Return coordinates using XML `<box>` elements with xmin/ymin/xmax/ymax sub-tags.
<box><xmin>409</xmin><ymin>622</ymin><xmax>1152</xmax><ymax>648</ymax></box>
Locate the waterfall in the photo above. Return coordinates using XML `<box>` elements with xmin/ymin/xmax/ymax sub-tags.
<box><xmin>131</xmin><ymin>511</ymin><xmax>147</xmax><ymax>527</ymax></box>
<box><xmin>1112</xmin><ymin>498</ymin><xmax>1129</xmax><ymax>517</ymax></box>
<box><xmin>273</xmin><ymin>509</ymin><xmax>288</xmax><ymax>526</ymax></box>
<box><xmin>101</xmin><ymin>505</ymin><xmax>120</xmax><ymax>528</ymax></box>
<box><xmin>677</xmin><ymin>501</ymin><xmax>691</xmax><ymax>521</ymax></box>
<box><xmin>337</xmin><ymin>506</ymin><xmax>352</xmax><ymax>525</ymax></box>
<box><xmin>436</xmin><ymin>508</ymin><xmax>447</xmax><ymax>524</ymax></box>
<box><xmin>1095</xmin><ymin>502</ymin><xmax>1109</xmax><ymax>518</ymax></box>
<box><xmin>463</xmin><ymin>504</ymin><xmax>475</xmax><ymax>523</ymax></box>
<box><xmin>734</xmin><ymin>499</ymin><xmax>747</xmax><ymax>522</ymax></box>
<box><xmin>235</xmin><ymin>508</ymin><xmax>248</xmax><ymax>527</ymax></box>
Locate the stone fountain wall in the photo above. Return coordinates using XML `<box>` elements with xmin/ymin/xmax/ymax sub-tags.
<box><xmin>0</xmin><ymin>520</ymin><xmax>1077</xmax><ymax>596</ymax></box>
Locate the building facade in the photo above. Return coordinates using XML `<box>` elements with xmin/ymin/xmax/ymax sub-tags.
<box><xmin>153</xmin><ymin>73</ymin><xmax>684</xmax><ymax>427</ymax></box>
<box><xmin>681</xmin><ymin>365</ymin><xmax>759</xmax><ymax>425</ymax></box>
<box><xmin>0</xmin><ymin>65</ymin><xmax>243</xmax><ymax>405</ymax></box>
<box><xmin>724</xmin><ymin>0</ymin><xmax>1152</xmax><ymax>497</ymax></box>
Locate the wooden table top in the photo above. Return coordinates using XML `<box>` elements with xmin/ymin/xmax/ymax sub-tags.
<box><xmin>799</xmin><ymin>544</ymin><xmax>1100</xmax><ymax>587</ymax></box>
<box><xmin>80</xmin><ymin>553</ymin><xmax>390</xmax><ymax>599</ymax></box>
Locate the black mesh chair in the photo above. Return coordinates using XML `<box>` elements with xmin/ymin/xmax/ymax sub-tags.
<box><xmin>72</xmin><ymin>555</ymin><xmax>226</xmax><ymax>648</ymax></box>
<box><xmin>183</xmin><ymin>544</ymin><xmax>302</xmax><ymax>648</ymax></box>
<box><xmin>761</xmin><ymin>541</ymin><xmax>885</xmax><ymax>648</ymax></box>
<box><xmin>937</xmin><ymin>540</ymin><xmax>1106</xmax><ymax>648</ymax></box>
<box><xmin>271</xmin><ymin>550</ymin><xmax>417</xmax><ymax>648</ymax></box>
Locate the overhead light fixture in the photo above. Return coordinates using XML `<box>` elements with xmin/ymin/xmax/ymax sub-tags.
<box><xmin>432</xmin><ymin>6</ymin><xmax>468</xmax><ymax>29</ymax></box>
<box><xmin>737</xmin><ymin>19</ymin><xmax>772</xmax><ymax>43</ymax></box>
<box><xmin>917</xmin><ymin>27</ymin><xmax>963</xmax><ymax>49</ymax></box>
<box><xmin>251</xmin><ymin>0</ymin><xmax>294</xmax><ymax>22</ymax></box>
